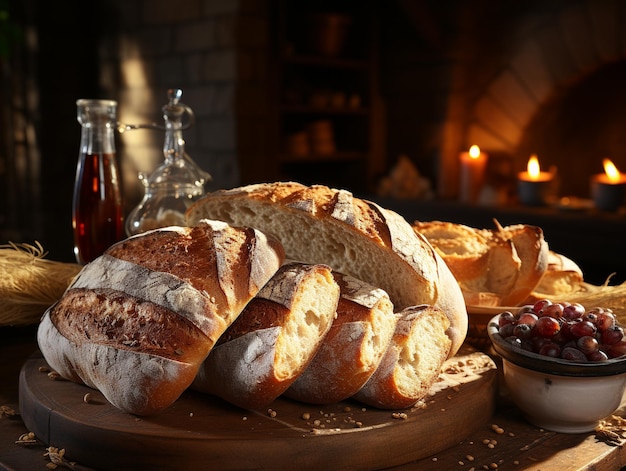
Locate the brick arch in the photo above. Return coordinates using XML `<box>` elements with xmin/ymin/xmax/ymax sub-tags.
<box><xmin>466</xmin><ymin>0</ymin><xmax>625</xmax><ymax>155</ymax></box>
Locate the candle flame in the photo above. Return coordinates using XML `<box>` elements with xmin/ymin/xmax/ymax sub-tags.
<box><xmin>469</xmin><ymin>145</ymin><xmax>481</xmax><ymax>159</ymax></box>
<box><xmin>527</xmin><ymin>154</ymin><xmax>540</xmax><ymax>180</ymax></box>
<box><xmin>603</xmin><ymin>158</ymin><xmax>622</xmax><ymax>183</ymax></box>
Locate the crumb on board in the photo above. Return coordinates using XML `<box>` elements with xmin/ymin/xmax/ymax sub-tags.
<box><xmin>595</xmin><ymin>415</ymin><xmax>626</xmax><ymax>446</ymax></box>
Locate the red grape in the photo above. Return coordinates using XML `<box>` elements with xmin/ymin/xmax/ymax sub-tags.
<box><xmin>561</xmin><ymin>346</ymin><xmax>588</xmax><ymax>362</ymax></box>
<box><xmin>562</xmin><ymin>303</ymin><xmax>584</xmax><ymax>320</ymax></box>
<box><xmin>517</xmin><ymin>312</ymin><xmax>538</xmax><ymax>326</ymax></box>
<box><xmin>588</xmin><ymin>350</ymin><xmax>609</xmax><ymax>362</ymax></box>
<box><xmin>495</xmin><ymin>299</ymin><xmax>626</xmax><ymax>363</ymax></box>
<box><xmin>538</xmin><ymin>342</ymin><xmax>561</xmax><ymax>358</ymax></box>
<box><xmin>498</xmin><ymin>311</ymin><xmax>516</xmax><ymax>327</ymax></box>
<box><xmin>607</xmin><ymin>340</ymin><xmax>626</xmax><ymax>358</ymax></box>
<box><xmin>601</xmin><ymin>325</ymin><xmax>624</xmax><ymax>346</ymax></box>
<box><xmin>576</xmin><ymin>335</ymin><xmax>599</xmax><ymax>355</ymax></box>
<box><xmin>533</xmin><ymin>299</ymin><xmax>552</xmax><ymax>314</ymax></box>
<box><xmin>569</xmin><ymin>320</ymin><xmax>597</xmax><ymax>339</ymax></box>
<box><xmin>541</xmin><ymin>303</ymin><xmax>564</xmax><ymax>319</ymax></box>
<box><xmin>595</xmin><ymin>311</ymin><xmax>616</xmax><ymax>331</ymax></box>
<box><xmin>534</xmin><ymin>316</ymin><xmax>561</xmax><ymax>338</ymax></box>
<box><xmin>513</xmin><ymin>323</ymin><xmax>533</xmax><ymax>339</ymax></box>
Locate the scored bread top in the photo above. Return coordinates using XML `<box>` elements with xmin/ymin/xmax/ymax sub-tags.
<box><xmin>37</xmin><ymin>220</ymin><xmax>285</xmax><ymax>416</ymax></box>
<box><xmin>185</xmin><ymin>182</ymin><xmax>468</xmax><ymax>357</ymax></box>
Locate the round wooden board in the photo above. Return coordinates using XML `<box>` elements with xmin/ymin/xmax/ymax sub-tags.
<box><xmin>19</xmin><ymin>346</ymin><xmax>498</xmax><ymax>471</ymax></box>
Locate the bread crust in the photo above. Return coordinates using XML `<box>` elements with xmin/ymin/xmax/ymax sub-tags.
<box><xmin>414</xmin><ymin>220</ymin><xmax>549</xmax><ymax>307</ymax></box>
<box><xmin>352</xmin><ymin>305</ymin><xmax>451</xmax><ymax>409</ymax></box>
<box><xmin>37</xmin><ymin>220</ymin><xmax>285</xmax><ymax>416</ymax></box>
<box><xmin>186</xmin><ymin>182</ymin><xmax>467</xmax><ymax>357</ymax></box>
<box><xmin>192</xmin><ymin>262</ymin><xmax>340</xmax><ymax>409</ymax></box>
<box><xmin>285</xmin><ymin>272</ymin><xmax>398</xmax><ymax>404</ymax></box>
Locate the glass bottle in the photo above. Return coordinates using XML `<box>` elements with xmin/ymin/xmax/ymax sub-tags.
<box><xmin>72</xmin><ymin>99</ymin><xmax>124</xmax><ymax>265</ymax></box>
<box><xmin>125</xmin><ymin>89</ymin><xmax>210</xmax><ymax>236</ymax></box>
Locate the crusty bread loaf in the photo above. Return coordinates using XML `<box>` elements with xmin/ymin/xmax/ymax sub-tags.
<box><xmin>285</xmin><ymin>272</ymin><xmax>398</xmax><ymax>404</ymax></box>
<box><xmin>497</xmin><ymin>222</ymin><xmax>549</xmax><ymax>305</ymax></box>
<box><xmin>414</xmin><ymin>220</ymin><xmax>549</xmax><ymax>307</ymax></box>
<box><xmin>37</xmin><ymin>220</ymin><xmax>285</xmax><ymax>416</ymax></box>
<box><xmin>352</xmin><ymin>304</ymin><xmax>451</xmax><ymax>409</ymax></box>
<box><xmin>185</xmin><ymin>182</ymin><xmax>467</xmax><ymax>357</ymax></box>
<box><xmin>192</xmin><ymin>262</ymin><xmax>340</xmax><ymax>409</ymax></box>
<box><xmin>524</xmin><ymin>251</ymin><xmax>584</xmax><ymax>303</ymax></box>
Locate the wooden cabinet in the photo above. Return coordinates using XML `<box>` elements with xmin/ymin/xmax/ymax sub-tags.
<box><xmin>269</xmin><ymin>0</ymin><xmax>384</xmax><ymax>194</ymax></box>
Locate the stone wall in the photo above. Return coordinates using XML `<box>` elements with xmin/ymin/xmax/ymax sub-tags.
<box><xmin>100</xmin><ymin>0</ymin><xmax>270</xmax><ymax>208</ymax></box>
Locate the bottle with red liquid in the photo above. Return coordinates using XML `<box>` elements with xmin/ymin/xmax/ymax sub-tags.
<box><xmin>72</xmin><ymin>99</ymin><xmax>124</xmax><ymax>265</ymax></box>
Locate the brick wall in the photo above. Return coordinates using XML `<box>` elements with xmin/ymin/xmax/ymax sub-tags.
<box><xmin>381</xmin><ymin>0</ymin><xmax>626</xmax><ymax>200</ymax></box>
<box><xmin>99</xmin><ymin>0</ymin><xmax>269</xmax><ymax>208</ymax></box>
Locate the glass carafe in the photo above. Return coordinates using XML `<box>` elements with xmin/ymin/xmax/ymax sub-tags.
<box><xmin>72</xmin><ymin>99</ymin><xmax>124</xmax><ymax>265</ymax></box>
<box><xmin>125</xmin><ymin>89</ymin><xmax>210</xmax><ymax>236</ymax></box>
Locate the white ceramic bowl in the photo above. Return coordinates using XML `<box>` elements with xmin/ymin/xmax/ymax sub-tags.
<box><xmin>488</xmin><ymin>313</ymin><xmax>626</xmax><ymax>433</ymax></box>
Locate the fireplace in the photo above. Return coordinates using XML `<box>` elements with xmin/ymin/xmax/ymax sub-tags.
<box><xmin>380</xmin><ymin>0</ymin><xmax>626</xmax><ymax>202</ymax></box>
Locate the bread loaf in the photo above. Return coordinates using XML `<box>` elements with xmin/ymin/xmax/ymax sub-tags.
<box><xmin>185</xmin><ymin>182</ymin><xmax>467</xmax><ymax>357</ymax></box>
<box><xmin>37</xmin><ymin>220</ymin><xmax>285</xmax><ymax>416</ymax></box>
<box><xmin>414</xmin><ymin>220</ymin><xmax>549</xmax><ymax>307</ymax></box>
<box><xmin>352</xmin><ymin>304</ymin><xmax>451</xmax><ymax>409</ymax></box>
<box><xmin>285</xmin><ymin>272</ymin><xmax>397</xmax><ymax>404</ymax></box>
<box><xmin>524</xmin><ymin>251</ymin><xmax>584</xmax><ymax>302</ymax></box>
<box><xmin>192</xmin><ymin>261</ymin><xmax>340</xmax><ymax>409</ymax></box>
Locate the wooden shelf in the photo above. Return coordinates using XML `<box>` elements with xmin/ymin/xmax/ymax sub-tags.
<box><xmin>269</xmin><ymin>0</ymin><xmax>383</xmax><ymax>194</ymax></box>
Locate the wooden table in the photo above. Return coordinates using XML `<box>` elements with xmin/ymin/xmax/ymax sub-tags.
<box><xmin>1</xmin><ymin>325</ymin><xmax>626</xmax><ymax>471</ymax></box>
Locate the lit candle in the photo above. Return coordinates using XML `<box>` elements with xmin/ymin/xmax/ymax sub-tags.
<box><xmin>517</xmin><ymin>154</ymin><xmax>554</xmax><ymax>206</ymax></box>
<box><xmin>459</xmin><ymin>145</ymin><xmax>488</xmax><ymax>203</ymax></box>
<box><xmin>591</xmin><ymin>158</ymin><xmax>626</xmax><ymax>211</ymax></box>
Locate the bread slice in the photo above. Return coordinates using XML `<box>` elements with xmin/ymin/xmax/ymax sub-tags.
<box><xmin>414</xmin><ymin>220</ymin><xmax>549</xmax><ymax>307</ymax></box>
<box><xmin>285</xmin><ymin>272</ymin><xmax>398</xmax><ymax>404</ymax></box>
<box><xmin>185</xmin><ymin>182</ymin><xmax>467</xmax><ymax>357</ymax></box>
<box><xmin>37</xmin><ymin>220</ymin><xmax>285</xmax><ymax>416</ymax></box>
<box><xmin>352</xmin><ymin>305</ymin><xmax>452</xmax><ymax>409</ymax></box>
<box><xmin>192</xmin><ymin>262</ymin><xmax>340</xmax><ymax>409</ymax></box>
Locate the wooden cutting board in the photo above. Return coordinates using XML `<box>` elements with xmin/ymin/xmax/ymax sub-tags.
<box><xmin>19</xmin><ymin>345</ymin><xmax>497</xmax><ymax>471</ymax></box>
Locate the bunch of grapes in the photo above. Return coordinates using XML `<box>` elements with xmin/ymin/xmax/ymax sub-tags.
<box><xmin>497</xmin><ymin>299</ymin><xmax>626</xmax><ymax>362</ymax></box>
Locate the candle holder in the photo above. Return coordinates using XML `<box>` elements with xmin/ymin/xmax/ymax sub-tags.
<box><xmin>517</xmin><ymin>178</ymin><xmax>552</xmax><ymax>206</ymax></box>
<box><xmin>591</xmin><ymin>178</ymin><xmax>625</xmax><ymax>212</ymax></box>
<box><xmin>517</xmin><ymin>154</ymin><xmax>555</xmax><ymax>207</ymax></box>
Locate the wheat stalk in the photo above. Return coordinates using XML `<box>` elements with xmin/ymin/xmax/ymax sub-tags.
<box><xmin>538</xmin><ymin>277</ymin><xmax>626</xmax><ymax>324</ymax></box>
<box><xmin>0</xmin><ymin>242</ymin><xmax>81</xmax><ymax>326</ymax></box>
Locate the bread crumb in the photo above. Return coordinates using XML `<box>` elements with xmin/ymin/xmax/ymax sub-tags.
<box><xmin>0</xmin><ymin>405</ymin><xmax>16</xmax><ymax>417</ymax></box>
<box><xmin>44</xmin><ymin>446</ymin><xmax>76</xmax><ymax>469</ymax></box>
<box><xmin>15</xmin><ymin>432</ymin><xmax>37</xmax><ymax>446</ymax></box>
